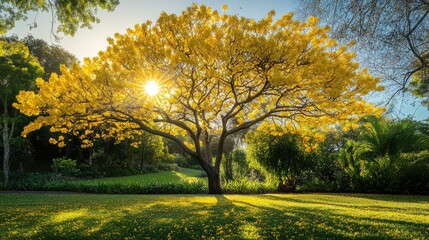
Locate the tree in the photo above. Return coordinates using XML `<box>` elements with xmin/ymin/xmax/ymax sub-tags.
<box><xmin>337</xmin><ymin>140</ymin><xmax>364</xmax><ymax>190</ymax></box>
<box><xmin>221</xmin><ymin>148</ymin><xmax>248</xmax><ymax>183</ymax></box>
<box><xmin>2</xmin><ymin>35</ymin><xmax>78</xmax><ymax>173</ymax></box>
<box><xmin>10</xmin><ymin>135</ymin><xmax>34</xmax><ymax>172</ymax></box>
<box><xmin>0</xmin><ymin>39</ymin><xmax>43</xmax><ymax>186</ymax></box>
<box><xmin>22</xmin><ymin>35</ymin><xmax>78</xmax><ymax>79</ymax></box>
<box><xmin>409</xmin><ymin>63</ymin><xmax>429</xmax><ymax>108</ymax></box>
<box><xmin>0</xmin><ymin>0</ymin><xmax>119</xmax><ymax>37</ymax></box>
<box><xmin>416</xmin><ymin>120</ymin><xmax>429</xmax><ymax>135</ymax></box>
<box><xmin>138</xmin><ymin>133</ymin><xmax>169</xmax><ymax>168</ymax></box>
<box><xmin>298</xmin><ymin>0</ymin><xmax>429</xmax><ymax>104</ymax></box>
<box><xmin>337</xmin><ymin>116</ymin><xmax>429</xmax><ymax>192</ymax></box>
<box><xmin>246</xmin><ymin>131</ymin><xmax>315</xmax><ymax>192</ymax></box>
<box><xmin>356</xmin><ymin>116</ymin><xmax>429</xmax><ymax>160</ymax></box>
<box><xmin>14</xmin><ymin>5</ymin><xmax>383</xmax><ymax>193</ymax></box>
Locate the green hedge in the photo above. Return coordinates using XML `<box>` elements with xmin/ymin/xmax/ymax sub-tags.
<box><xmin>2</xmin><ymin>173</ymin><xmax>206</xmax><ymax>194</ymax></box>
<box><xmin>2</xmin><ymin>173</ymin><xmax>280</xmax><ymax>194</ymax></box>
<box><xmin>222</xmin><ymin>179</ymin><xmax>276</xmax><ymax>194</ymax></box>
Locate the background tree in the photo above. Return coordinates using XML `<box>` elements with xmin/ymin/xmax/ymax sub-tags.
<box><xmin>409</xmin><ymin>63</ymin><xmax>429</xmax><ymax>108</ymax></box>
<box><xmin>357</xmin><ymin>116</ymin><xmax>429</xmax><ymax>160</ymax></box>
<box><xmin>301</xmin><ymin>127</ymin><xmax>360</xmax><ymax>191</ymax></box>
<box><xmin>9</xmin><ymin>135</ymin><xmax>34</xmax><ymax>172</ymax></box>
<box><xmin>0</xmin><ymin>39</ymin><xmax>43</xmax><ymax>186</ymax></box>
<box><xmin>335</xmin><ymin>117</ymin><xmax>429</xmax><ymax>192</ymax></box>
<box><xmin>298</xmin><ymin>0</ymin><xmax>429</xmax><ymax>105</ymax></box>
<box><xmin>138</xmin><ymin>133</ymin><xmax>169</xmax><ymax>168</ymax></box>
<box><xmin>0</xmin><ymin>0</ymin><xmax>119</xmax><ymax>38</ymax></box>
<box><xmin>337</xmin><ymin>140</ymin><xmax>364</xmax><ymax>191</ymax></box>
<box><xmin>417</xmin><ymin>120</ymin><xmax>429</xmax><ymax>135</ymax></box>
<box><xmin>2</xmin><ymin>35</ymin><xmax>78</xmax><ymax>173</ymax></box>
<box><xmin>14</xmin><ymin>5</ymin><xmax>383</xmax><ymax>193</ymax></box>
<box><xmin>23</xmin><ymin>35</ymin><xmax>78</xmax><ymax>79</ymax></box>
<box><xmin>246</xmin><ymin>131</ymin><xmax>315</xmax><ymax>192</ymax></box>
<box><xmin>221</xmin><ymin>148</ymin><xmax>248</xmax><ymax>183</ymax></box>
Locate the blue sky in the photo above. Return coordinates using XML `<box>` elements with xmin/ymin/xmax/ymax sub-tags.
<box><xmin>7</xmin><ymin>0</ymin><xmax>428</xmax><ymax>121</ymax></box>
<box><xmin>9</xmin><ymin>0</ymin><xmax>298</xmax><ymax>61</ymax></box>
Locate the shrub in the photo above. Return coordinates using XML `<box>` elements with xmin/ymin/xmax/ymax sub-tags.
<box><xmin>5</xmin><ymin>173</ymin><xmax>207</xmax><ymax>194</ymax></box>
<box><xmin>157</xmin><ymin>163</ymin><xmax>179</xmax><ymax>171</ymax></box>
<box><xmin>299</xmin><ymin>175</ymin><xmax>349</xmax><ymax>192</ymax></box>
<box><xmin>140</xmin><ymin>164</ymin><xmax>159</xmax><ymax>174</ymax></box>
<box><xmin>5</xmin><ymin>172</ymin><xmax>57</xmax><ymax>190</ymax></box>
<box><xmin>222</xmin><ymin>179</ymin><xmax>276</xmax><ymax>194</ymax></box>
<box><xmin>333</xmin><ymin>146</ymin><xmax>429</xmax><ymax>193</ymax></box>
<box><xmin>221</xmin><ymin>149</ymin><xmax>249</xmax><ymax>183</ymax></box>
<box><xmin>174</xmin><ymin>155</ymin><xmax>191</xmax><ymax>168</ymax></box>
<box><xmin>5</xmin><ymin>168</ymin><xmax>205</xmax><ymax>193</ymax></box>
<box><xmin>246</xmin><ymin>131</ymin><xmax>315</xmax><ymax>192</ymax></box>
<box><xmin>76</xmin><ymin>164</ymin><xmax>104</xmax><ymax>178</ymax></box>
<box><xmin>103</xmin><ymin>167</ymin><xmax>138</xmax><ymax>177</ymax></box>
<box><xmin>396</xmin><ymin>151</ymin><xmax>429</xmax><ymax>193</ymax></box>
<box><xmin>187</xmin><ymin>165</ymin><xmax>205</xmax><ymax>171</ymax></box>
<box><xmin>51</xmin><ymin>158</ymin><xmax>79</xmax><ymax>177</ymax></box>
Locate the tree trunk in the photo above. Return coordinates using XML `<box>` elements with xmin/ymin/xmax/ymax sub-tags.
<box><xmin>2</xmin><ymin>102</ymin><xmax>15</xmax><ymax>187</ymax></box>
<box><xmin>207</xmin><ymin>169</ymin><xmax>221</xmax><ymax>194</ymax></box>
<box><xmin>2</xmin><ymin>129</ymin><xmax>10</xmax><ymax>187</ymax></box>
<box><xmin>88</xmin><ymin>150</ymin><xmax>93</xmax><ymax>166</ymax></box>
<box><xmin>140</xmin><ymin>145</ymin><xmax>146</xmax><ymax>171</ymax></box>
<box><xmin>278</xmin><ymin>177</ymin><xmax>296</xmax><ymax>192</ymax></box>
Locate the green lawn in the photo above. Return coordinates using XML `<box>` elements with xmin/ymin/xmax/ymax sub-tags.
<box><xmin>0</xmin><ymin>193</ymin><xmax>428</xmax><ymax>239</ymax></box>
<box><xmin>78</xmin><ymin>167</ymin><xmax>206</xmax><ymax>185</ymax></box>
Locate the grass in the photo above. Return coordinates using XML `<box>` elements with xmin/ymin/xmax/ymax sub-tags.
<box><xmin>77</xmin><ymin>167</ymin><xmax>206</xmax><ymax>185</ymax></box>
<box><xmin>0</xmin><ymin>193</ymin><xmax>428</xmax><ymax>239</ymax></box>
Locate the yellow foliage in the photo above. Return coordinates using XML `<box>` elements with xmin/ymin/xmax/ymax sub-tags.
<box><xmin>14</xmin><ymin>4</ymin><xmax>383</xmax><ymax>155</ymax></box>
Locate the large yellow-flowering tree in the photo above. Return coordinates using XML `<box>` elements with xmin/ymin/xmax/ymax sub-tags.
<box><xmin>14</xmin><ymin>5</ymin><xmax>383</xmax><ymax>193</ymax></box>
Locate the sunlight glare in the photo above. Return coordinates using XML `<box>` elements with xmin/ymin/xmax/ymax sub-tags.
<box><xmin>145</xmin><ymin>80</ymin><xmax>160</xmax><ymax>96</ymax></box>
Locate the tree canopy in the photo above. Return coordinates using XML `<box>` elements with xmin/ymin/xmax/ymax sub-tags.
<box><xmin>299</xmin><ymin>0</ymin><xmax>429</xmax><ymax>104</ymax></box>
<box><xmin>0</xmin><ymin>0</ymin><xmax>119</xmax><ymax>36</ymax></box>
<box><xmin>356</xmin><ymin>116</ymin><xmax>429</xmax><ymax>159</ymax></box>
<box><xmin>22</xmin><ymin>35</ymin><xmax>78</xmax><ymax>79</ymax></box>
<box><xmin>409</xmin><ymin>65</ymin><xmax>429</xmax><ymax>108</ymax></box>
<box><xmin>0</xmin><ymin>39</ymin><xmax>43</xmax><ymax>100</ymax></box>
<box><xmin>1</xmin><ymin>38</ymin><xmax>44</xmax><ymax>185</ymax></box>
<box><xmin>246</xmin><ymin>131</ymin><xmax>314</xmax><ymax>192</ymax></box>
<box><xmin>14</xmin><ymin>4</ymin><xmax>384</xmax><ymax>193</ymax></box>
<box><xmin>5</xmin><ymin>35</ymin><xmax>78</xmax><ymax>79</ymax></box>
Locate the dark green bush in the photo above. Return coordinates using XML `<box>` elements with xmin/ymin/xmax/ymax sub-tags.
<box><xmin>4</xmin><ymin>173</ymin><xmax>207</xmax><ymax>194</ymax></box>
<box><xmin>140</xmin><ymin>164</ymin><xmax>159</xmax><ymax>174</ymax></box>
<box><xmin>156</xmin><ymin>163</ymin><xmax>179</xmax><ymax>171</ymax></box>
<box><xmin>319</xmin><ymin>149</ymin><xmax>429</xmax><ymax>194</ymax></box>
<box><xmin>299</xmin><ymin>176</ymin><xmax>342</xmax><ymax>192</ymax></box>
<box><xmin>52</xmin><ymin>158</ymin><xmax>79</xmax><ymax>176</ymax></box>
<box><xmin>395</xmin><ymin>151</ymin><xmax>429</xmax><ymax>193</ymax></box>
<box><xmin>103</xmin><ymin>167</ymin><xmax>138</xmax><ymax>177</ymax></box>
<box><xmin>76</xmin><ymin>164</ymin><xmax>104</xmax><ymax>178</ymax></box>
<box><xmin>222</xmin><ymin>179</ymin><xmax>276</xmax><ymax>194</ymax></box>
<box><xmin>173</xmin><ymin>155</ymin><xmax>191</xmax><ymax>168</ymax></box>
<box><xmin>6</xmin><ymin>172</ymin><xmax>57</xmax><ymax>190</ymax></box>
<box><xmin>246</xmin><ymin>131</ymin><xmax>316</xmax><ymax>192</ymax></box>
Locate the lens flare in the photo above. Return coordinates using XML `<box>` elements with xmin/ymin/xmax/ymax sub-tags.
<box><xmin>144</xmin><ymin>80</ymin><xmax>159</xmax><ymax>96</ymax></box>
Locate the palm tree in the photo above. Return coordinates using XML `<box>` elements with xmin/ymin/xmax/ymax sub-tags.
<box><xmin>338</xmin><ymin>116</ymin><xmax>429</xmax><ymax>192</ymax></box>
<box><xmin>356</xmin><ymin>116</ymin><xmax>429</xmax><ymax>161</ymax></box>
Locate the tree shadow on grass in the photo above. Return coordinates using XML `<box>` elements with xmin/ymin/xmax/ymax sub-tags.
<box><xmin>4</xmin><ymin>194</ymin><xmax>429</xmax><ymax>239</ymax></box>
<box><xmin>349</xmin><ymin>193</ymin><xmax>429</xmax><ymax>203</ymax></box>
<box><xmin>233</xmin><ymin>194</ymin><xmax>427</xmax><ymax>239</ymax></box>
<box><xmin>257</xmin><ymin>194</ymin><xmax>429</xmax><ymax>215</ymax></box>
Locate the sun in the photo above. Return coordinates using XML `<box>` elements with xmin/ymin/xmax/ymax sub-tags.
<box><xmin>144</xmin><ymin>80</ymin><xmax>160</xmax><ymax>96</ymax></box>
